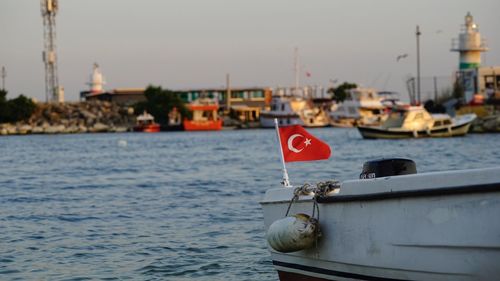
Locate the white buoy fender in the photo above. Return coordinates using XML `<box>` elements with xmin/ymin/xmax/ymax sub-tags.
<box><xmin>266</xmin><ymin>213</ymin><xmax>321</xmax><ymax>253</ymax></box>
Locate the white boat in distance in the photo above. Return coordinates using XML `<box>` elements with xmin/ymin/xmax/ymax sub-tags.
<box><xmin>261</xmin><ymin>159</ymin><xmax>500</xmax><ymax>280</ymax></box>
<box><xmin>357</xmin><ymin>105</ymin><xmax>476</xmax><ymax>139</ymax></box>
<box><xmin>260</xmin><ymin>88</ymin><xmax>330</xmax><ymax>128</ymax></box>
<box><xmin>329</xmin><ymin>88</ymin><xmax>402</xmax><ymax>127</ymax></box>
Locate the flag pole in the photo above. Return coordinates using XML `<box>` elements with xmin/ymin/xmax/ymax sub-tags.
<box><xmin>274</xmin><ymin>118</ymin><xmax>292</xmax><ymax>187</ymax></box>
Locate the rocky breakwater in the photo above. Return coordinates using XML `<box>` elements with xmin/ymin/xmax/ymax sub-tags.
<box><xmin>0</xmin><ymin>101</ymin><xmax>136</xmax><ymax>135</ymax></box>
<box><xmin>458</xmin><ymin>105</ymin><xmax>500</xmax><ymax>133</ymax></box>
<box><xmin>470</xmin><ymin>114</ymin><xmax>500</xmax><ymax>133</ymax></box>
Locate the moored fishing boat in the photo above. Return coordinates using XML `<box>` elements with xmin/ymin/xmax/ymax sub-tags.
<box><xmin>183</xmin><ymin>98</ymin><xmax>222</xmax><ymax>131</ymax></box>
<box><xmin>357</xmin><ymin>105</ymin><xmax>476</xmax><ymax>139</ymax></box>
<box><xmin>261</xmin><ymin>158</ymin><xmax>500</xmax><ymax>281</ymax></box>
<box><xmin>260</xmin><ymin>88</ymin><xmax>330</xmax><ymax>128</ymax></box>
<box><xmin>163</xmin><ymin>106</ymin><xmax>183</xmax><ymax>131</ymax></box>
<box><xmin>260</xmin><ymin>92</ymin><xmax>304</xmax><ymax>128</ymax></box>
<box><xmin>133</xmin><ymin>111</ymin><xmax>160</xmax><ymax>133</ymax></box>
<box><xmin>329</xmin><ymin>88</ymin><xmax>401</xmax><ymax>127</ymax></box>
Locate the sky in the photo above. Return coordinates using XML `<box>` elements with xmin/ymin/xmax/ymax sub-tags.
<box><xmin>1</xmin><ymin>0</ymin><xmax>499</xmax><ymax>102</ymax></box>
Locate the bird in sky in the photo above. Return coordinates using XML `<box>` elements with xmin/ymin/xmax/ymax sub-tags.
<box><xmin>396</xmin><ymin>54</ymin><xmax>408</xmax><ymax>62</ymax></box>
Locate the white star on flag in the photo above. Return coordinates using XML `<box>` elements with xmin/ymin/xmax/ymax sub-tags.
<box><xmin>304</xmin><ymin>138</ymin><xmax>312</xmax><ymax>146</ymax></box>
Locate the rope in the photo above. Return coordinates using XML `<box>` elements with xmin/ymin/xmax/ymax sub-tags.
<box><xmin>284</xmin><ymin>181</ymin><xmax>340</xmax><ymax>217</ymax></box>
<box><xmin>311</xmin><ymin>181</ymin><xmax>339</xmax><ymax>256</ymax></box>
<box><xmin>284</xmin><ymin>183</ymin><xmax>313</xmax><ymax>217</ymax></box>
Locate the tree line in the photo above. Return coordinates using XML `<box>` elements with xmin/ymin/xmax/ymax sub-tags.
<box><xmin>0</xmin><ymin>89</ymin><xmax>36</xmax><ymax>123</ymax></box>
<box><xmin>133</xmin><ymin>85</ymin><xmax>191</xmax><ymax>125</ymax></box>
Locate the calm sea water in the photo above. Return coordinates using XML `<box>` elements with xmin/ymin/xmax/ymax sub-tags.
<box><xmin>1</xmin><ymin>129</ymin><xmax>499</xmax><ymax>280</ymax></box>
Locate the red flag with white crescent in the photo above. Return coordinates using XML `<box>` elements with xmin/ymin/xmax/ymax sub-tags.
<box><xmin>278</xmin><ymin>125</ymin><xmax>331</xmax><ymax>162</ymax></box>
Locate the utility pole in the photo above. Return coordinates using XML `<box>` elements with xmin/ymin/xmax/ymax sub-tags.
<box><xmin>433</xmin><ymin>76</ymin><xmax>438</xmax><ymax>102</ymax></box>
<box><xmin>416</xmin><ymin>25</ymin><xmax>421</xmax><ymax>105</ymax></box>
<box><xmin>1</xmin><ymin>66</ymin><xmax>5</xmax><ymax>91</ymax></box>
<box><xmin>294</xmin><ymin>47</ymin><xmax>299</xmax><ymax>96</ymax></box>
<box><xmin>41</xmin><ymin>0</ymin><xmax>61</xmax><ymax>102</ymax></box>
<box><xmin>226</xmin><ymin>73</ymin><xmax>231</xmax><ymax>113</ymax></box>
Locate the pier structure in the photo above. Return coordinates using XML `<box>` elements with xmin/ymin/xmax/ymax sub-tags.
<box><xmin>41</xmin><ymin>0</ymin><xmax>63</xmax><ymax>102</ymax></box>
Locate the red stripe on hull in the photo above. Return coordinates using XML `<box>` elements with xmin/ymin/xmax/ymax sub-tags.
<box><xmin>183</xmin><ymin>120</ymin><xmax>222</xmax><ymax>131</ymax></box>
<box><xmin>134</xmin><ymin>124</ymin><xmax>160</xmax><ymax>133</ymax></box>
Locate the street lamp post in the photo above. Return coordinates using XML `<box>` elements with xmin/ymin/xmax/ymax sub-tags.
<box><xmin>416</xmin><ymin>25</ymin><xmax>421</xmax><ymax>105</ymax></box>
<box><xmin>1</xmin><ymin>66</ymin><xmax>5</xmax><ymax>91</ymax></box>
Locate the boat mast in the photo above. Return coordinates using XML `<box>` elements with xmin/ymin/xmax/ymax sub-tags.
<box><xmin>294</xmin><ymin>47</ymin><xmax>299</xmax><ymax>96</ymax></box>
<box><xmin>226</xmin><ymin>73</ymin><xmax>231</xmax><ymax>113</ymax></box>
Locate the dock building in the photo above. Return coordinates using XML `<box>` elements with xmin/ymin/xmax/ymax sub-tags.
<box><xmin>80</xmin><ymin>70</ymin><xmax>272</xmax><ymax>123</ymax></box>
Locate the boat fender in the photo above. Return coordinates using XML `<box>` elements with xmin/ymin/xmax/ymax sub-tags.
<box><xmin>266</xmin><ymin>213</ymin><xmax>321</xmax><ymax>253</ymax></box>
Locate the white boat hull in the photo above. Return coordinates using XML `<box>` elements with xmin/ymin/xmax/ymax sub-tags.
<box><xmin>260</xmin><ymin>114</ymin><xmax>304</xmax><ymax>128</ymax></box>
<box><xmin>261</xmin><ymin>167</ymin><xmax>500</xmax><ymax>280</ymax></box>
<box><xmin>358</xmin><ymin>114</ymin><xmax>475</xmax><ymax>139</ymax></box>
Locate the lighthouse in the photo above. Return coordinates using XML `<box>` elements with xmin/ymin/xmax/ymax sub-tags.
<box><xmin>88</xmin><ymin>63</ymin><xmax>105</xmax><ymax>93</ymax></box>
<box><xmin>450</xmin><ymin>12</ymin><xmax>500</xmax><ymax>103</ymax></box>
<box><xmin>451</xmin><ymin>12</ymin><xmax>488</xmax><ymax>70</ymax></box>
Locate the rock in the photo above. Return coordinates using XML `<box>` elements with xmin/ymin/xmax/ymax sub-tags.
<box><xmin>80</xmin><ymin>109</ymin><xmax>97</xmax><ymax>120</ymax></box>
<box><xmin>32</xmin><ymin>126</ymin><xmax>44</xmax><ymax>134</ymax></box>
<box><xmin>64</xmin><ymin>125</ymin><xmax>80</xmax><ymax>134</ymax></box>
<box><xmin>44</xmin><ymin>125</ymin><xmax>65</xmax><ymax>134</ymax></box>
<box><xmin>1</xmin><ymin>101</ymin><xmax>134</xmax><ymax>135</ymax></box>
<box><xmin>18</xmin><ymin>125</ymin><xmax>32</xmax><ymax>134</ymax></box>
<box><xmin>85</xmin><ymin>118</ymin><xmax>96</xmax><ymax>127</ymax></box>
<box><xmin>113</xmin><ymin>126</ymin><xmax>128</xmax><ymax>133</ymax></box>
<box><xmin>482</xmin><ymin>115</ymin><xmax>500</xmax><ymax>132</ymax></box>
<box><xmin>6</xmin><ymin>125</ymin><xmax>17</xmax><ymax>135</ymax></box>
<box><xmin>60</xmin><ymin>119</ymin><xmax>70</xmax><ymax>126</ymax></box>
<box><xmin>90</xmin><ymin>122</ymin><xmax>109</xmax><ymax>133</ymax></box>
<box><xmin>78</xmin><ymin>125</ymin><xmax>88</xmax><ymax>133</ymax></box>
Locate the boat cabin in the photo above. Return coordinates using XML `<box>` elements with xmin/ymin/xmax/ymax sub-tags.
<box><xmin>183</xmin><ymin>98</ymin><xmax>222</xmax><ymax>131</ymax></box>
<box><xmin>381</xmin><ymin>106</ymin><xmax>433</xmax><ymax>131</ymax></box>
<box><xmin>136</xmin><ymin>111</ymin><xmax>156</xmax><ymax>126</ymax></box>
<box><xmin>188</xmin><ymin>104</ymin><xmax>219</xmax><ymax>122</ymax></box>
<box><xmin>431</xmin><ymin>114</ymin><xmax>453</xmax><ymax>127</ymax></box>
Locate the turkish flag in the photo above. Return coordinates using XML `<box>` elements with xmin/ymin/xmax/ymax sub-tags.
<box><xmin>278</xmin><ymin>125</ymin><xmax>331</xmax><ymax>162</ymax></box>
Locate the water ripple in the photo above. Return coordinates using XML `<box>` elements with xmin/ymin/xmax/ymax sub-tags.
<box><xmin>0</xmin><ymin>130</ymin><xmax>498</xmax><ymax>280</ymax></box>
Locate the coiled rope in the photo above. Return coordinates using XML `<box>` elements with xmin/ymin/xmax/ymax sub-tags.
<box><xmin>284</xmin><ymin>180</ymin><xmax>340</xmax><ymax>218</ymax></box>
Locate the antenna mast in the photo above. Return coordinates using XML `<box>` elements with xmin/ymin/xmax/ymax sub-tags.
<box><xmin>41</xmin><ymin>0</ymin><xmax>61</xmax><ymax>102</ymax></box>
<box><xmin>1</xmin><ymin>66</ymin><xmax>6</xmax><ymax>91</ymax></box>
<box><xmin>294</xmin><ymin>47</ymin><xmax>300</xmax><ymax>95</ymax></box>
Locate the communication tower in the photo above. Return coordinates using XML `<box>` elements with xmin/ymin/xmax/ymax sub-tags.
<box><xmin>41</xmin><ymin>0</ymin><xmax>62</xmax><ymax>102</ymax></box>
<box><xmin>451</xmin><ymin>12</ymin><xmax>488</xmax><ymax>70</ymax></box>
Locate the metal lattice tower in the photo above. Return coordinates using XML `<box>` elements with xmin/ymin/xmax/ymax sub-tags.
<box><xmin>41</xmin><ymin>0</ymin><xmax>60</xmax><ymax>102</ymax></box>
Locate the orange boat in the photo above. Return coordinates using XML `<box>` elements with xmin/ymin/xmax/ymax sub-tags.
<box><xmin>183</xmin><ymin>100</ymin><xmax>222</xmax><ymax>131</ymax></box>
<box><xmin>133</xmin><ymin>111</ymin><xmax>161</xmax><ymax>133</ymax></box>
